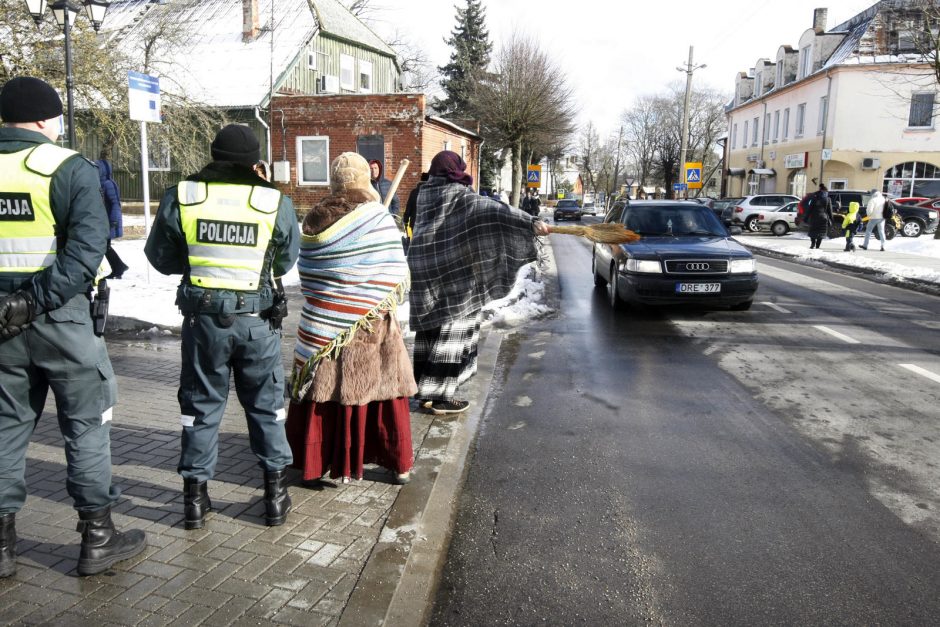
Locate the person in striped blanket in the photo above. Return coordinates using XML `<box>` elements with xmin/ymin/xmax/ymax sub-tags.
<box><xmin>286</xmin><ymin>152</ymin><xmax>416</xmax><ymax>485</ymax></box>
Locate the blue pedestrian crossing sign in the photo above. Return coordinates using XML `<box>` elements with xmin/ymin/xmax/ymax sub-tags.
<box><xmin>526</xmin><ymin>165</ymin><xmax>541</xmax><ymax>188</ymax></box>
<box><xmin>684</xmin><ymin>162</ymin><xmax>703</xmax><ymax>189</ymax></box>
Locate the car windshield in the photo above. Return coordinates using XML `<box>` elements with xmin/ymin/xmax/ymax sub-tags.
<box><xmin>557</xmin><ymin>200</ymin><xmax>578</xmax><ymax>208</ymax></box>
<box><xmin>624</xmin><ymin>205</ymin><xmax>726</xmax><ymax>236</ymax></box>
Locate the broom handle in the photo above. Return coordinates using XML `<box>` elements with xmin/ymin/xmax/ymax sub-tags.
<box><xmin>384</xmin><ymin>159</ymin><xmax>410</xmax><ymax>209</ymax></box>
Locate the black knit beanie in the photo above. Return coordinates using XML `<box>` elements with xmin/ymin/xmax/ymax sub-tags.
<box><xmin>0</xmin><ymin>77</ymin><xmax>63</xmax><ymax>123</ymax></box>
<box><xmin>211</xmin><ymin>124</ymin><xmax>260</xmax><ymax>166</ymax></box>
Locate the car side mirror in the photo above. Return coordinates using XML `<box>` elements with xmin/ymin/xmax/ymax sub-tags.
<box><xmin>729</xmin><ymin>226</ymin><xmax>744</xmax><ymax>235</ymax></box>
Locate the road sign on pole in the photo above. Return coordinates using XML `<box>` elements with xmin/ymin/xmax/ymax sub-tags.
<box><xmin>685</xmin><ymin>162</ymin><xmax>703</xmax><ymax>189</ymax></box>
<box><xmin>673</xmin><ymin>183</ymin><xmax>687</xmax><ymax>191</ymax></box>
<box><xmin>526</xmin><ymin>165</ymin><xmax>541</xmax><ymax>188</ymax></box>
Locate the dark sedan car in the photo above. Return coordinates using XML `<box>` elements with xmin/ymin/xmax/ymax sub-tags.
<box><xmin>553</xmin><ymin>199</ymin><xmax>582</xmax><ymax>221</ymax></box>
<box><xmin>900</xmin><ymin>199</ymin><xmax>940</xmax><ymax>236</ymax></box>
<box><xmin>592</xmin><ymin>201</ymin><xmax>758</xmax><ymax>311</ymax></box>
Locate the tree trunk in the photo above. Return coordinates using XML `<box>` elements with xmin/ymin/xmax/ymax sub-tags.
<box><xmin>510</xmin><ymin>141</ymin><xmax>522</xmax><ymax>208</ymax></box>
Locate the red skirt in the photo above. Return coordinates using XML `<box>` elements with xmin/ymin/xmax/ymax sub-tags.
<box><xmin>285</xmin><ymin>397</ymin><xmax>414</xmax><ymax>481</ymax></box>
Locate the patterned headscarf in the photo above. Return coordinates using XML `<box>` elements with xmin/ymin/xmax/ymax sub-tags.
<box><xmin>429</xmin><ymin>150</ymin><xmax>473</xmax><ymax>186</ymax></box>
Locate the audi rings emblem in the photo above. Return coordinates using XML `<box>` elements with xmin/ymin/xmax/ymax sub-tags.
<box><xmin>684</xmin><ymin>262</ymin><xmax>710</xmax><ymax>271</ymax></box>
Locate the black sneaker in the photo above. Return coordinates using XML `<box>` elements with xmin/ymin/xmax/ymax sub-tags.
<box><xmin>429</xmin><ymin>400</ymin><xmax>470</xmax><ymax>415</ymax></box>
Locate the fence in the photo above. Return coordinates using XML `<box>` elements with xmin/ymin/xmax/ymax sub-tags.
<box><xmin>113</xmin><ymin>169</ymin><xmax>184</xmax><ymax>201</ymax></box>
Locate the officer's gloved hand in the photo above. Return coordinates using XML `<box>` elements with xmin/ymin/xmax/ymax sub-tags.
<box><xmin>0</xmin><ymin>290</ymin><xmax>37</xmax><ymax>340</ymax></box>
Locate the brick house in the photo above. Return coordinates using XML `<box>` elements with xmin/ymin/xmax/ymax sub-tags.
<box><xmin>270</xmin><ymin>93</ymin><xmax>482</xmax><ymax>212</ymax></box>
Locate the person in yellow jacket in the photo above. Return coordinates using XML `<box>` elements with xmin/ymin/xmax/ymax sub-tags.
<box><xmin>0</xmin><ymin>77</ymin><xmax>146</xmax><ymax>577</ymax></box>
<box><xmin>145</xmin><ymin>125</ymin><xmax>300</xmax><ymax>530</ymax></box>
<box><xmin>842</xmin><ymin>201</ymin><xmax>861</xmax><ymax>252</ymax></box>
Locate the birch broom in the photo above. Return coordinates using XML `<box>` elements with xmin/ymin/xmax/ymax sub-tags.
<box><xmin>547</xmin><ymin>222</ymin><xmax>641</xmax><ymax>244</ymax></box>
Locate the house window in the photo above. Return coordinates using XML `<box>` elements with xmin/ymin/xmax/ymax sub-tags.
<box><xmin>783</xmin><ymin>108</ymin><xmax>790</xmax><ymax>140</ymax></box>
<box><xmin>359</xmin><ymin>60</ymin><xmax>373</xmax><ymax>93</ymax></box>
<box><xmin>795</xmin><ymin>103</ymin><xmax>806</xmax><ymax>137</ymax></box>
<box><xmin>340</xmin><ymin>54</ymin><xmax>355</xmax><ymax>91</ymax></box>
<box><xmin>776</xmin><ymin>64</ymin><xmax>784</xmax><ymax>87</ymax></box>
<box><xmin>296</xmin><ymin>136</ymin><xmax>329</xmax><ymax>186</ymax></box>
<box><xmin>743</xmin><ymin>121</ymin><xmax>748</xmax><ymax>148</ymax></box>
<box><xmin>732</xmin><ymin>123</ymin><xmax>738</xmax><ymax>149</ymax></box>
<box><xmin>817</xmin><ymin>96</ymin><xmax>828</xmax><ymax>134</ymax></box>
<box><xmin>799</xmin><ymin>45</ymin><xmax>812</xmax><ymax>78</ymax></box>
<box><xmin>148</xmin><ymin>139</ymin><xmax>170</xmax><ymax>171</ymax></box>
<box><xmin>772</xmin><ymin>110</ymin><xmax>780</xmax><ymax>142</ymax></box>
<box><xmin>752</xmin><ymin>117</ymin><xmax>758</xmax><ymax>146</ymax></box>
<box><xmin>754</xmin><ymin>72</ymin><xmax>762</xmax><ymax>97</ymax></box>
<box><xmin>908</xmin><ymin>92</ymin><xmax>935</xmax><ymax>128</ymax></box>
<box><xmin>828</xmin><ymin>179</ymin><xmax>848</xmax><ymax>190</ymax></box>
<box><xmin>763</xmin><ymin>113</ymin><xmax>771</xmax><ymax>144</ymax></box>
<box><xmin>307</xmin><ymin>50</ymin><xmax>316</xmax><ymax>71</ymax></box>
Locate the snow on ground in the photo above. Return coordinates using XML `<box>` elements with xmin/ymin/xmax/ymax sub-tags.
<box><xmin>108</xmin><ymin>217</ymin><xmax>939</xmax><ymax>330</ymax></box>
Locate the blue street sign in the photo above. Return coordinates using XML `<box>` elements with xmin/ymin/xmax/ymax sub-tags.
<box><xmin>527</xmin><ymin>170</ymin><xmax>540</xmax><ymax>182</ymax></box>
<box><xmin>686</xmin><ymin>168</ymin><xmax>701</xmax><ymax>183</ymax></box>
<box><xmin>128</xmin><ymin>71</ymin><xmax>161</xmax><ymax>123</ymax></box>
<box><xmin>673</xmin><ymin>183</ymin><xmax>687</xmax><ymax>190</ymax></box>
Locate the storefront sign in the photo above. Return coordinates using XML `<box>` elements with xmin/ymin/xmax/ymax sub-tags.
<box><xmin>784</xmin><ymin>152</ymin><xmax>807</xmax><ymax>169</ymax></box>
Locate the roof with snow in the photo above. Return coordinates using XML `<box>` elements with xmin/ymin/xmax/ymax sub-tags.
<box><xmin>102</xmin><ymin>0</ymin><xmax>394</xmax><ymax>109</ymax></box>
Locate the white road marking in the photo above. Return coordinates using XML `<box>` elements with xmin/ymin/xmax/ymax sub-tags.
<box><xmin>814</xmin><ymin>325</ymin><xmax>861</xmax><ymax>344</ymax></box>
<box><xmin>899</xmin><ymin>364</ymin><xmax>940</xmax><ymax>384</ymax></box>
<box><xmin>761</xmin><ymin>301</ymin><xmax>791</xmax><ymax>313</ymax></box>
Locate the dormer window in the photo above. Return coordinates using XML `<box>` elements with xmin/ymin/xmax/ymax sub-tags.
<box><xmin>776</xmin><ymin>64</ymin><xmax>784</xmax><ymax>86</ymax></box>
<box><xmin>755</xmin><ymin>72</ymin><xmax>762</xmax><ymax>97</ymax></box>
<box><xmin>799</xmin><ymin>45</ymin><xmax>812</xmax><ymax>79</ymax></box>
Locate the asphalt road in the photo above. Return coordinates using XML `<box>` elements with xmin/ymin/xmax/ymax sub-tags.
<box><xmin>430</xmin><ymin>227</ymin><xmax>940</xmax><ymax>625</ymax></box>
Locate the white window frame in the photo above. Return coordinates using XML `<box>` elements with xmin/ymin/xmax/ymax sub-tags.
<box><xmin>148</xmin><ymin>139</ymin><xmax>170</xmax><ymax>171</ymax></box>
<box><xmin>908</xmin><ymin>92</ymin><xmax>935</xmax><ymax>128</ymax></box>
<box><xmin>340</xmin><ymin>54</ymin><xmax>355</xmax><ymax>91</ymax></box>
<box><xmin>795</xmin><ymin>103</ymin><xmax>806</xmax><ymax>138</ymax></box>
<box><xmin>732</xmin><ymin>123</ymin><xmax>738</xmax><ymax>149</ymax></box>
<box><xmin>817</xmin><ymin>96</ymin><xmax>828</xmax><ymax>135</ymax></box>
<box><xmin>307</xmin><ymin>49</ymin><xmax>316</xmax><ymax>71</ymax></box>
<box><xmin>752</xmin><ymin>117</ymin><xmax>759</xmax><ymax>146</ymax></box>
<box><xmin>772</xmin><ymin>110</ymin><xmax>780</xmax><ymax>142</ymax></box>
<box><xmin>296</xmin><ymin>135</ymin><xmax>330</xmax><ymax>186</ymax></box>
<box><xmin>782</xmin><ymin>108</ymin><xmax>790</xmax><ymax>141</ymax></box>
<box><xmin>763</xmin><ymin>113</ymin><xmax>771</xmax><ymax>144</ymax></box>
<box><xmin>359</xmin><ymin>59</ymin><xmax>373</xmax><ymax>93</ymax></box>
<box><xmin>828</xmin><ymin>178</ymin><xmax>848</xmax><ymax>190</ymax></box>
<box><xmin>799</xmin><ymin>45</ymin><xmax>812</xmax><ymax>79</ymax></box>
<box><xmin>776</xmin><ymin>64</ymin><xmax>784</xmax><ymax>87</ymax></box>
<box><xmin>743</xmin><ymin>121</ymin><xmax>748</xmax><ymax>148</ymax></box>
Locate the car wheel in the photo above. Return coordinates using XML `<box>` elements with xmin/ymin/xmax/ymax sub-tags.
<box><xmin>745</xmin><ymin>215</ymin><xmax>760</xmax><ymax>232</ymax></box>
<box><xmin>608</xmin><ymin>265</ymin><xmax>623</xmax><ymax>310</ymax></box>
<box><xmin>730</xmin><ymin>299</ymin><xmax>753</xmax><ymax>311</ymax></box>
<box><xmin>901</xmin><ymin>219</ymin><xmax>923</xmax><ymax>237</ymax></box>
<box><xmin>771</xmin><ymin>221</ymin><xmax>789</xmax><ymax>236</ymax></box>
<box><xmin>592</xmin><ymin>252</ymin><xmax>607</xmax><ymax>287</ymax></box>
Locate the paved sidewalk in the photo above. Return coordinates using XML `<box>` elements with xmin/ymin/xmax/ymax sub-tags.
<box><xmin>0</xmin><ymin>290</ymin><xmax>501</xmax><ymax>626</ymax></box>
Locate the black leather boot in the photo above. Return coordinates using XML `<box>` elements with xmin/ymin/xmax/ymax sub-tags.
<box><xmin>263</xmin><ymin>469</ymin><xmax>291</xmax><ymax>526</ymax></box>
<box><xmin>0</xmin><ymin>513</ymin><xmax>16</xmax><ymax>578</ymax></box>
<box><xmin>183</xmin><ymin>478</ymin><xmax>212</xmax><ymax>530</ymax></box>
<box><xmin>76</xmin><ymin>507</ymin><xmax>146</xmax><ymax>576</ymax></box>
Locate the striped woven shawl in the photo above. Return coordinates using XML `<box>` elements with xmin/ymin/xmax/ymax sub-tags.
<box><xmin>290</xmin><ymin>201</ymin><xmax>409</xmax><ymax>400</ymax></box>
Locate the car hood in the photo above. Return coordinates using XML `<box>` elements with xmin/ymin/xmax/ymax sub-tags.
<box><xmin>623</xmin><ymin>236</ymin><xmax>750</xmax><ymax>256</ymax></box>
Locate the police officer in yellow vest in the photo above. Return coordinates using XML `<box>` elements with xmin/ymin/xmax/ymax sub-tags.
<box><xmin>145</xmin><ymin>124</ymin><xmax>299</xmax><ymax>530</ymax></box>
<box><xmin>0</xmin><ymin>77</ymin><xmax>146</xmax><ymax>577</ymax></box>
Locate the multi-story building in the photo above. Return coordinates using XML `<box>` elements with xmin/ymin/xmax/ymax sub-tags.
<box><xmin>725</xmin><ymin>2</ymin><xmax>940</xmax><ymax>199</ymax></box>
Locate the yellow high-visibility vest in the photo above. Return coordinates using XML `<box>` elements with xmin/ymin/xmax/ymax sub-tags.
<box><xmin>179</xmin><ymin>181</ymin><xmax>280</xmax><ymax>291</ymax></box>
<box><xmin>0</xmin><ymin>144</ymin><xmax>76</xmax><ymax>274</ymax></box>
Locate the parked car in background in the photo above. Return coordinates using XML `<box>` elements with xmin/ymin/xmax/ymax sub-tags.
<box><xmin>895</xmin><ymin>199</ymin><xmax>940</xmax><ymax>237</ymax></box>
<box><xmin>581</xmin><ymin>201</ymin><xmax>597</xmax><ymax>216</ymax></box>
<box><xmin>592</xmin><ymin>200</ymin><xmax>758</xmax><ymax>311</ymax></box>
<box><xmin>712</xmin><ymin>198</ymin><xmax>742</xmax><ymax>225</ymax></box>
<box><xmin>757</xmin><ymin>201</ymin><xmax>799</xmax><ymax>236</ymax></box>
<box><xmin>725</xmin><ymin>194</ymin><xmax>800</xmax><ymax>232</ymax></box>
<box><xmin>553</xmin><ymin>199</ymin><xmax>582</xmax><ymax>221</ymax></box>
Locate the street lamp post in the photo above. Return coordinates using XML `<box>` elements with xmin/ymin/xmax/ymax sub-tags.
<box><xmin>23</xmin><ymin>0</ymin><xmax>110</xmax><ymax>149</ymax></box>
<box><xmin>676</xmin><ymin>46</ymin><xmax>705</xmax><ymax>199</ymax></box>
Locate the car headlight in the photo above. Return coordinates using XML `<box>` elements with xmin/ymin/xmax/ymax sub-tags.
<box><xmin>626</xmin><ymin>258</ymin><xmax>662</xmax><ymax>273</ymax></box>
<box><xmin>928</xmin><ymin>211</ymin><xmax>938</xmax><ymax>219</ymax></box>
<box><xmin>729</xmin><ymin>258</ymin><xmax>757</xmax><ymax>274</ymax></box>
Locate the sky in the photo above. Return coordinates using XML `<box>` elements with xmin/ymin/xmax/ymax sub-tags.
<box><xmin>364</xmin><ymin>0</ymin><xmax>880</xmax><ymax>140</ymax></box>
<box><xmin>110</xmin><ymin>215</ymin><xmax>939</xmax><ymax>330</ymax></box>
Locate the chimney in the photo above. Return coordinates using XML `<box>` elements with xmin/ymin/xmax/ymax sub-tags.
<box><xmin>243</xmin><ymin>0</ymin><xmax>260</xmax><ymax>42</ymax></box>
<box><xmin>813</xmin><ymin>8</ymin><xmax>828</xmax><ymax>33</ymax></box>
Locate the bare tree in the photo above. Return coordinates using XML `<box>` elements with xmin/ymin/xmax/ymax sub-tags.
<box><xmin>470</xmin><ymin>33</ymin><xmax>577</xmax><ymax>206</ymax></box>
<box><xmin>621</xmin><ymin>95</ymin><xmax>658</xmax><ymax>193</ymax></box>
<box><xmin>576</xmin><ymin>122</ymin><xmax>601</xmax><ymax>198</ymax></box>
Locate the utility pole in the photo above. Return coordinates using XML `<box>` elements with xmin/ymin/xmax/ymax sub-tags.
<box><xmin>677</xmin><ymin>46</ymin><xmax>705</xmax><ymax>199</ymax></box>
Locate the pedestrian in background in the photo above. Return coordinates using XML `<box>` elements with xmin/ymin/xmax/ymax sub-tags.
<box><xmin>286</xmin><ymin>152</ymin><xmax>415</xmax><ymax>485</ymax></box>
<box><xmin>95</xmin><ymin>157</ymin><xmax>130</xmax><ymax>279</ymax></box>
<box><xmin>861</xmin><ymin>189</ymin><xmax>886</xmax><ymax>251</ymax></box>
<box><xmin>0</xmin><ymin>77</ymin><xmax>145</xmax><ymax>577</ymax></box>
<box><xmin>369</xmin><ymin>159</ymin><xmax>400</xmax><ymax>216</ymax></box>
<box><xmin>144</xmin><ymin>124</ymin><xmax>300</xmax><ymax>530</ymax></box>
<box><xmin>842</xmin><ymin>201</ymin><xmax>860</xmax><ymax>252</ymax></box>
<box><xmin>807</xmin><ymin>184</ymin><xmax>833</xmax><ymax>249</ymax></box>
<box><xmin>408</xmin><ymin>150</ymin><xmax>550</xmax><ymax>415</ymax></box>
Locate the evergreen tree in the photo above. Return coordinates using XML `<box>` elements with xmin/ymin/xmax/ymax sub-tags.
<box><xmin>436</xmin><ymin>0</ymin><xmax>492</xmax><ymax>118</ymax></box>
